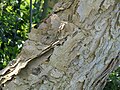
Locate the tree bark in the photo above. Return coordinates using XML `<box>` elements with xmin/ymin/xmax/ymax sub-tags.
<box><xmin>0</xmin><ymin>0</ymin><xmax>120</xmax><ymax>90</ymax></box>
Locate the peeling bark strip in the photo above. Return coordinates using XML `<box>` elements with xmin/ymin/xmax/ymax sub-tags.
<box><xmin>0</xmin><ymin>0</ymin><xmax>120</xmax><ymax>90</ymax></box>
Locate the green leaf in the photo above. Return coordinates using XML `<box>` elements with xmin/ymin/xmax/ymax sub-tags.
<box><xmin>6</xmin><ymin>6</ymin><xmax>12</xmax><ymax>12</ymax></box>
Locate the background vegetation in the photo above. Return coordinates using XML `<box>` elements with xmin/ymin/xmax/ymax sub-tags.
<box><xmin>0</xmin><ymin>0</ymin><xmax>119</xmax><ymax>89</ymax></box>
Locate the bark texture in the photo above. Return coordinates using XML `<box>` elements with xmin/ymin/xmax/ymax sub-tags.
<box><xmin>0</xmin><ymin>0</ymin><xmax>120</xmax><ymax>90</ymax></box>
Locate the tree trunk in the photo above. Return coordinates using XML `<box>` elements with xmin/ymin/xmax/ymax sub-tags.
<box><xmin>0</xmin><ymin>0</ymin><xmax>120</xmax><ymax>90</ymax></box>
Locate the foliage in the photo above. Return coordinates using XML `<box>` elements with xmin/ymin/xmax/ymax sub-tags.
<box><xmin>104</xmin><ymin>67</ymin><xmax>120</xmax><ymax>90</ymax></box>
<box><xmin>0</xmin><ymin>0</ymin><xmax>119</xmax><ymax>90</ymax></box>
<box><xmin>0</xmin><ymin>0</ymin><xmax>53</xmax><ymax>68</ymax></box>
<box><xmin>0</xmin><ymin>0</ymin><xmax>28</xmax><ymax>68</ymax></box>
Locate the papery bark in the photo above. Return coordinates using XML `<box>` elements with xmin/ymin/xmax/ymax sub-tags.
<box><xmin>0</xmin><ymin>0</ymin><xmax>120</xmax><ymax>90</ymax></box>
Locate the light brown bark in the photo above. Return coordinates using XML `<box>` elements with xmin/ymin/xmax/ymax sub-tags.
<box><xmin>0</xmin><ymin>0</ymin><xmax>120</xmax><ymax>90</ymax></box>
